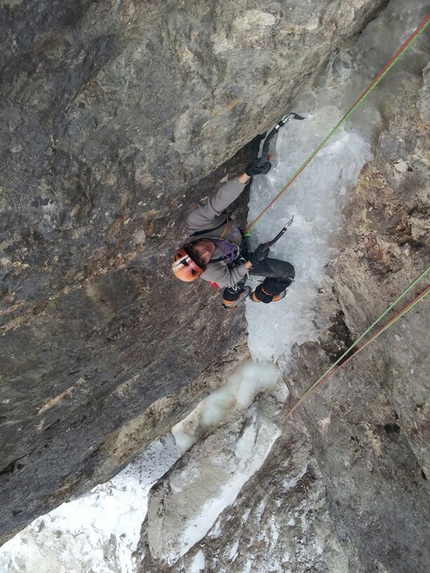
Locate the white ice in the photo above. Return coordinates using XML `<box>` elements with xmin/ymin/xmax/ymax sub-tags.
<box><xmin>0</xmin><ymin>436</ymin><xmax>179</xmax><ymax>573</ymax></box>
<box><xmin>245</xmin><ymin>109</ymin><xmax>372</xmax><ymax>365</ymax></box>
<box><xmin>172</xmin><ymin>359</ymin><xmax>281</xmax><ymax>453</ymax></box>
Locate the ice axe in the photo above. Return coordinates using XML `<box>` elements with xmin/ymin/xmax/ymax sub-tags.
<box><xmin>257</xmin><ymin>112</ymin><xmax>305</xmax><ymax>166</ymax></box>
<box><xmin>245</xmin><ymin>216</ymin><xmax>294</xmax><ymax>268</ymax></box>
<box><xmin>267</xmin><ymin>215</ymin><xmax>294</xmax><ymax>247</ymax></box>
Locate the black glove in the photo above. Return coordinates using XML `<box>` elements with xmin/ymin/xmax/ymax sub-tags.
<box><xmin>249</xmin><ymin>243</ymin><xmax>270</xmax><ymax>266</ymax></box>
<box><xmin>245</xmin><ymin>159</ymin><xmax>272</xmax><ymax>177</ymax></box>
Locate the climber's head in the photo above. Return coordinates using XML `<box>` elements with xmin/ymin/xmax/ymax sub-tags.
<box><xmin>172</xmin><ymin>239</ymin><xmax>215</xmax><ymax>282</ymax></box>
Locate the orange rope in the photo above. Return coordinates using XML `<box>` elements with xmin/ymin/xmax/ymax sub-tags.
<box><xmin>246</xmin><ymin>13</ymin><xmax>430</xmax><ymax>234</ymax></box>
<box><xmin>284</xmin><ymin>284</ymin><xmax>430</xmax><ymax>424</ymax></box>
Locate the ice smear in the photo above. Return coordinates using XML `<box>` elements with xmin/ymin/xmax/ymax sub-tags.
<box><xmin>283</xmin><ymin>464</ymin><xmax>309</xmax><ymax>491</ymax></box>
<box><xmin>157</xmin><ymin>414</ymin><xmax>281</xmax><ymax>564</ymax></box>
<box><xmin>172</xmin><ymin>360</ymin><xmax>281</xmax><ymax>454</ymax></box>
<box><xmin>246</xmin><ymin>110</ymin><xmax>372</xmax><ymax>364</ymax></box>
<box><xmin>0</xmin><ymin>436</ymin><xmax>179</xmax><ymax>573</ymax></box>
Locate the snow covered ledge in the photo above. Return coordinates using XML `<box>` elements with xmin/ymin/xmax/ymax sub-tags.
<box><xmin>147</xmin><ymin>360</ymin><xmax>286</xmax><ymax>564</ymax></box>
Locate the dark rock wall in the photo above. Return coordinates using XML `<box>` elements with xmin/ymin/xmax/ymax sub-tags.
<box><xmin>1</xmin><ymin>0</ymin><xmax>390</xmax><ymax>543</ymax></box>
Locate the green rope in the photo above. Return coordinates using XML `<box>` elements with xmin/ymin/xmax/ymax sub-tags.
<box><xmin>301</xmin><ymin>265</ymin><xmax>430</xmax><ymax>400</ymax></box>
<box><xmin>246</xmin><ymin>13</ymin><xmax>430</xmax><ymax>234</ymax></box>
<box><xmin>285</xmin><ymin>268</ymin><xmax>430</xmax><ymax>419</ymax></box>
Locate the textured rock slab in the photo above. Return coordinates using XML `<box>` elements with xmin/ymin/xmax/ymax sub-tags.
<box><xmin>0</xmin><ymin>0</ymin><xmax>389</xmax><ymax>542</ymax></box>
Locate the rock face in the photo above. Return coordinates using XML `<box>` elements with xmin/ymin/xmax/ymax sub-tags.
<box><xmin>136</xmin><ymin>36</ymin><xmax>430</xmax><ymax>573</ymax></box>
<box><xmin>1</xmin><ymin>0</ymin><xmax>392</xmax><ymax>542</ymax></box>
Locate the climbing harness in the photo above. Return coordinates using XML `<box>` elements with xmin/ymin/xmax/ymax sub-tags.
<box><xmin>283</xmin><ymin>265</ymin><xmax>430</xmax><ymax>424</ymax></box>
<box><xmin>210</xmin><ymin>238</ymin><xmax>240</xmax><ymax>265</ymax></box>
<box><xmin>245</xmin><ymin>13</ymin><xmax>430</xmax><ymax>235</ymax></box>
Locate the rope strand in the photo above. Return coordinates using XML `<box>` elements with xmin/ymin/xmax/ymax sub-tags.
<box><xmin>284</xmin><ymin>275</ymin><xmax>430</xmax><ymax>423</ymax></box>
<box><xmin>246</xmin><ymin>13</ymin><xmax>430</xmax><ymax>234</ymax></box>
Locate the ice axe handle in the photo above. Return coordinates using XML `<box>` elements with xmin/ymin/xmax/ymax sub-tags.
<box><xmin>267</xmin><ymin>215</ymin><xmax>294</xmax><ymax>247</ymax></box>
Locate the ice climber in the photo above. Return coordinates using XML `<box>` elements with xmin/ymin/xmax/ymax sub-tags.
<box><xmin>172</xmin><ymin>160</ymin><xmax>295</xmax><ymax>310</ymax></box>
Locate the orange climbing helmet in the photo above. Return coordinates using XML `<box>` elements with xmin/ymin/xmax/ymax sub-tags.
<box><xmin>172</xmin><ymin>247</ymin><xmax>205</xmax><ymax>282</ymax></box>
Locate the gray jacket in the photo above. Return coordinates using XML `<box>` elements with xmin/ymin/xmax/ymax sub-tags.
<box><xmin>186</xmin><ymin>178</ymin><xmax>248</xmax><ymax>288</ymax></box>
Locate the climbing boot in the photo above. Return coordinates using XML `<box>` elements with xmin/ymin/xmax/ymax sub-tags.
<box><xmin>272</xmin><ymin>289</ymin><xmax>287</xmax><ymax>302</ymax></box>
<box><xmin>251</xmin><ymin>287</ymin><xmax>287</xmax><ymax>303</ymax></box>
<box><xmin>222</xmin><ymin>286</ymin><xmax>252</xmax><ymax>310</ymax></box>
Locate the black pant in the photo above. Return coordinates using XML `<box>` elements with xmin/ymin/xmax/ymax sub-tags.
<box><xmin>250</xmin><ymin>257</ymin><xmax>295</xmax><ymax>283</ymax></box>
<box><xmin>223</xmin><ymin>257</ymin><xmax>295</xmax><ymax>304</ymax></box>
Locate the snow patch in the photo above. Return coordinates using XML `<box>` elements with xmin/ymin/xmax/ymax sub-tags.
<box><xmin>227</xmin><ymin>539</ymin><xmax>240</xmax><ymax>562</ymax></box>
<box><xmin>189</xmin><ymin>549</ymin><xmax>205</xmax><ymax>572</ymax></box>
<box><xmin>0</xmin><ymin>436</ymin><xmax>179</xmax><ymax>573</ymax></box>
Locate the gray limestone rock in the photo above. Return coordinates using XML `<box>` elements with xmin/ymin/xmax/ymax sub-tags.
<box><xmin>134</xmin><ymin>4</ymin><xmax>430</xmax><ymax>572</ymax></box>
<box><xmin>3</xmin><ymin>0</ymin><xmax>425</xmax><ymax>557</ymax></box>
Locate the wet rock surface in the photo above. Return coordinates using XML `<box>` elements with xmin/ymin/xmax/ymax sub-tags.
<box><xmin>1</xmin><ymin>2</ymin><xmax>428</xmax><ymax>571</ymax></box>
